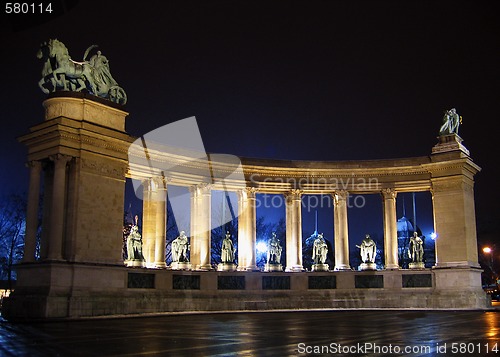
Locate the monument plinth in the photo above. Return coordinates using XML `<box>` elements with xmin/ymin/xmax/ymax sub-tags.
<box><xmin>431</xmin><ymin>133</ymin><xmax>470</xmax><ymax>156</ymax></box>
<box><xmin>217</xmin><ymin>263</ymin><xmax>237</xmax><ymax>272</ymax></box>
<box><xmin>170</xmin><ymin>262</ymin><xmax>192</xmax><ymax>270</ymax></box>
<box><xmin>311</xmin><ymin>263</ymin><xmax>329</xmax><ymax>272</ymax></box>
<box><xmin>359</xmin><ymin>262</ymin><xmax>377</xmax><ymax>271</ymax></box>
<box><xmin>409</xmin><ymin>262</ymin><xmax>425</xmax><ymax>269</ymax></box>
<box><xmin>264</xmin><ymin>263</ymin><xmax>283</xmax><ymax>272</ymax></box>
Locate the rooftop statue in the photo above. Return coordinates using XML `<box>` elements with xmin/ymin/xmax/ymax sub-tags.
<box><xmin>37</xmin><ymin>39</ymin><xmax>127</xmax><ymax>105</ymax></box>
<box><xmin>439</xmin><ymin>108</ymin><xmax>462</xmax><ymax>136</ymax></box>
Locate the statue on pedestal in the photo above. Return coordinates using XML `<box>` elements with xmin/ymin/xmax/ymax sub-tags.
<box><xmin>172</xmin><ymin>231</ymin><xmax>190</xmax><ymax>263</ymax></box>
<box><xmin>267</xmin><ymin>232</ymin><xmax>282</xmax><ymax>264</ymax></box>
<box><xmin>221</xmin><ymin>231</ymin><xmax>235</xmax><ymax>263</ymax></box>
<box><xmin>357</xmin><ymin>234</ymin><xmax>377</xmax><ymax>270</ymax></box>
<box><xmin>439</xmin><ymin>108</ymin><xmax>462</xmax><ymax>136</ymax></box>
<box><xmin>218</xmin><ymin>231</ymin><xmax>237</xmax><ymax>271</ymax></box>
<box><xmin>311</xmin><ymin>233</ymin><xmax>329</xmax><ymax>272</ymax></box>
<box><xmin>409</xmin><ymin>232</ymin><xmax>425</xmax><ymax>269</ymax></box>
<box><xmin>125</xmin><ymin>215</ymin><xmax>145</xmax><ymax>267</ymax></box>
<box><xmin>264</xmin><ymin>232</ymin><xmax>283</xmax><ymax>272</ymax></box>
<box><xmin>37</xmin><ymin>39</ymin><xmax>127</xmax><ymax>104</ymax></box>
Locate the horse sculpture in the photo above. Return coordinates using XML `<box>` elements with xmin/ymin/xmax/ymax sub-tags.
<box><xmin>37</xmin><ymin>39</ymin><xmax>127</xmax><ymax>105</ymax></box>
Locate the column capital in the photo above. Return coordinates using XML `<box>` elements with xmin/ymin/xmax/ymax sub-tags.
<box><xmin>49</xmin><ymin>153</ymin><xmax>72</xmax><ymax>166</ymax></box>
<box><xmin>284</xmin><ymin>189</ymin><xmax>303</xmax><ymax>201</ymax></box>
<box><xmin>238</xmin><ymin>187</ymin><xmax>257</xmax><ymax>199</ymax></box>
<box><xmin>151</xmin><ymin>176</ymin><xmax>170</xmax><ymax>190</ymax></box>
<box><xmin>191</xmin><ymin>182</ymin><xmax>212</xmax><ymax>195</ymax></box>
<box><xmin>381</xmin><ymin>188</ymin><xmax>397</xmax><ymax>200</ymax></box>
<box><xmin>332</xmin><ymin>189</ymin><xmax>349</xmax><ymax>202</ymax></box>
<box><xmin>26</xmin><ymin>160</ymin><xmax>43</xmax><ymax>171</ymax></box>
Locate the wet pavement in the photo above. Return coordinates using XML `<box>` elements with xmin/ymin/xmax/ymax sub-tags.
<box><xmin>0</xmin><ymin>309</ymin><xmax>499</xmax><ymax>356</ymax></box>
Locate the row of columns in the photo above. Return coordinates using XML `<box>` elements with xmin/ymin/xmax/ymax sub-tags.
<box><xmin>141</xmin><ymin>178</ymin><xmax>400</xmax><ymax>271</ymax></box>
<box><xmin>23</xmin><ymin>154</ymin><xmax>73</xmax><ymax>263</ymax></box>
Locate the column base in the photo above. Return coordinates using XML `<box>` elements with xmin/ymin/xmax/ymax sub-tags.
<box><xmin>384</xmin><ymin>264</ymin><xmax>400</xmax><ymax>270</ymax></box>
<box><xmin>195</xmin><ymin>264</ymin><xmax>214</xmax><ymax>271</ymax></box>
<box><xmin>334</xmin><ymin>264</ymin><xmax>352</xmax><ymax>271</ymax></box>
<box><xmin>285</xmin><ymin>265</ymin><xmax>305</xmax><ymax>272</ymax></box>
<box><xmin>170</xmin><ymin>262</ymin><xmax>192</xmax><ymax>270</ymax></box>
<box><xmin>237</xmin><ymin>265</ymin><xmax>260</xmax><ymax>272</ymax></box>
<box><xmin>154</xmin><ymin>262</ymin><xmax>167</xmax><ymax>269</ymax></box>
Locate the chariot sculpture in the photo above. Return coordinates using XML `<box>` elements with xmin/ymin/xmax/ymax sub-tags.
<box><xmin>37</xmin><ymin>39</ymin><xmax>127</xmax><ymax>105</ymax></box>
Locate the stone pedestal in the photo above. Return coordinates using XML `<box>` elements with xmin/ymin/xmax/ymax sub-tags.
<box><xmin>360</xmin><ymin>263</ymin><xmax>377</xmax><ymax>271</ymax></box>
<box><xmin>170</xmin><ymin>262</ymin><xmax>192</xmax><ymax>270</ymax></box>
<box><xmin>125</xmin><ymin>259</ymin><xmax>146</xmax><ymax>268</ymax></box>
<box><xmin>217</xmin><ymin>263</ymin><xmax>238</xmax><ymax>272</ymax></box>
<box><xmin>264</xmin><ymin>263</ymin><xmax>283</xmax><ymax>272</ymax></box>
<box><xmin>432</xmin><ymin>134</ymin><xmax>470</xmax><ymax>155</ymax></box>
<box><xmin>311</xmin><ymin>263</ymin><xmax>329</xmax><ymax>272</ymax></box>
<box><xmin>409</xmin><ymin>262</ymin><xmax>425</xmax><ymax>269</ymax></box>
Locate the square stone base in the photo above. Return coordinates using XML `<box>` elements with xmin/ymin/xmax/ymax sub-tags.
<box><xmin>2</xmin><ymin>262</ymin><xmax>490</xmax><ymax>321</ymax></box>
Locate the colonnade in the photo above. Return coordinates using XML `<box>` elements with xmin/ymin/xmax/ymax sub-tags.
<box><xmin>139</xmin><ymin>176</ymin><xmax>402</xmax><ymax>271</ymax></box>
<box><xmin>23</xmin><ymin>154</ymin><xmax>73</xmax><ymax>263</ymax></box>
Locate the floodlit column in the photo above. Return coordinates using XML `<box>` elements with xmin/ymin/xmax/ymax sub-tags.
<box><xmin>237</xmin><ymin>188</ymin><xmax>258</xmax><ymax>271</ymax></box>
<box><xmin>154</xmin><ymin>177</ymin><xmax>167</xmax><ymax>268</ymax></box>
<box><xmin>47</xmin><ymin>154</ymin><xmax>72</xmax><ymax>261</ymax></box>
<box><xmin>189</xmin><ymin>185</ymin><xmax>199</xmax><ymax>265</ymax></box>
<box><xmin>285</xmin><ymin>189</ymin><xmax>303</xmax><ymax>272</ymax></box>
<box><xmin>333</xmin><ymin>190</ymin><xmax>350</xmax><ymax>270</ymax></box>
<box><xmin>142</xmin><ymin>179</ymin><xmax>156</xmax><ymax>267</ymax></box>
<box><xmin>382</xmin><ymin>188</ymin><xmax>399</xmax><ymax>269</ymax></box>
<box><xmin>197</xmin><ymin>183</ymin><xmax>213</xmax><ymax>270</ymax></box>
<box><xmin>236</xmin><ymin>189</ymin><xmax>247</xmax><ymax>269</ymax></box>
<box><xmin>23</xmin><ymin>160</ymin><xmax>42</xmax><ymax>262</ymax></box>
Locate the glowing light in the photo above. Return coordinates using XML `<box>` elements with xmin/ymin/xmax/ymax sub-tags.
<box><xmin>256</xmin><ymin>241</ymin><xmax>267</xmax><ymax>253</ymax></box>
<box><xmin>483</xmin><ymin>247</ymin><xmax>492</xmax><ymax>254</ymax></box>
<box><xmin>430</xmin><ymin>232</ymin><xmax>437</xmax><ymax>240</ymax></box>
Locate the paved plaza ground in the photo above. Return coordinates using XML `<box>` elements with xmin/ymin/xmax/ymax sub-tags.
<box><xmin>1</xmin><ymin>307</ymin><xmax>499</xmax><ymax>356</ymax></box>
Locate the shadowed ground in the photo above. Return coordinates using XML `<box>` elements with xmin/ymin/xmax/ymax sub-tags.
<box><xmin>1</xmin><ymin>309</ymin><xmax>499</xmax><ymax>356</ymax></box>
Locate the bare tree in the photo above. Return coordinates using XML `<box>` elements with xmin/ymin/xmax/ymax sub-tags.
<box><xmin>0</xmin><ymin>194</ymin><xmax>27</xmax><ymax>291</ymax></box>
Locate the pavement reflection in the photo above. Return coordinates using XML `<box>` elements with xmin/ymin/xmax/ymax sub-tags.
<box><xmin>1</xmin><ymin>310</ymin><xmax>499</xmax><ymax>356</ymax></box>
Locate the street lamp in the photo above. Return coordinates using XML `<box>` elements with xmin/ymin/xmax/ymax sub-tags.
<box><xmin>482</xmin><ymin>246</ymin><xmax>496</xmax><ymax>286</ymax></box>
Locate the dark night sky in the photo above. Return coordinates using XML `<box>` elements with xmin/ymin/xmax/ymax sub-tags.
<box><xmin>1</xmin><ymin>0</ymin><xmax>499</xmax><ymax>249</ymax></box>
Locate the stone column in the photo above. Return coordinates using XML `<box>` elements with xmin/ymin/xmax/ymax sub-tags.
<box><xmin>195</xmin><ymin>183</ymin><xmax>213</xmax><ymax>270</ymax></box>
<box><xmin>154</xmin><ymin>177</ymin><xmax>167</xmax><ymax>268</ymax></box>
<box><xmin>23</xmin><ymin>160</ymin><xmax>42</xmax><ymax>262</ymax></box>
<box><xmin>142</xmin><ymin>179</ymin><xmax>156</xmax><ymax>267</ymax></box>
<box><xmin>333</xmin><ymin>190</ymin><xmax>350</xmax><ymax>270</ymax></box>
<box><xmin>47</xmin><ymin>154</ymin><xmax>72</xmax><ymax>261</ymax></box>
<box><xmin>382</xmin><ymin>188</ymin><xmax>399</xmax><ymax>269</ymax></box>
<box><xmin>237</xmin><ymin>188</ymin><xmax>258</xmax><ymax>271</ymax></box>
<box><xmin>189</xmin><ymin>185</ymin><xmax>199</xmax><ymax>266</ymax></box>
<box><xmin>285</xmin><ymin>189</ymin><xmax>303</xmax><ymax>272</ymax></box>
